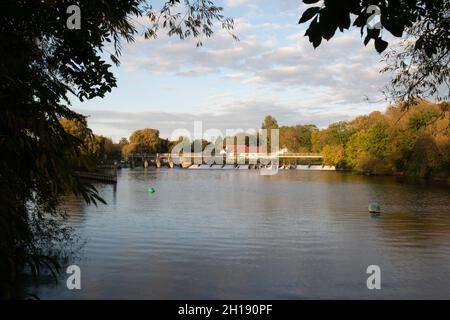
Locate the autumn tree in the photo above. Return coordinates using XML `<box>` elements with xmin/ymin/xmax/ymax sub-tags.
<box><xmin>261</xmin><ymin>115</ymin><xmax>279</xmax><ymax>153</ymax></box>
<box><xmin>311</xmin><ymin>121</ymin><xmax>354</xmax><ymax>152</ymax></box>
<box><xmin>280</xmin><ymin>124</ymin><xmax>317</xmax><ymax>152</ymax></box>
<box><xmin>280</xmin><ymin>126</ymin><xmax>301</xmax><ymax>152</ymax></box>
<box><xmin>60</xmin><ymin>118</ymin><xmax>120</xmax><ymax>163</ymax></box>
<box><xmin>122</xmin><ymin>128</ymin><xmax>166</xmax><ymax>158</ymax></box>
<box><xmin>321</xmin><ymin>145</ymin><xmax>346</xmax><ymax>168</ymax></box>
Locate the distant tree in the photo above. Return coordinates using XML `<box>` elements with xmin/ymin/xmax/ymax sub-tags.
<box><xmin>294</xmin><ymin>124</ymin><xmax>318</xmax><ymax>151</ymax></box>
<box><xmin>365</xmin><ymin>123</ymin><xmax>390</xmax><ymax>159</ymax></box>
<box><xmin>408</xmin><ymin>108</ymin><xmax>442</xmax><ymax>132</ymax></box>
<box><xmin>279</xmin><ymin>125</ymin><xmax>317</xmax><ymax>152</ymax></box>
<box><xmin>159</xmin><ymin>138</ymin><xmax>170</xmax><ymax>153</ymax></box>
<box><xmin>86</xmin><ymin>135</ymin><xmax>106</xmax><ymax>162</ymax></box>
<box><xmin>121</xmin><ymin>144</ymin><xmax>134</xmax><ymax>160</ymax></box>
<box><xmin>261</xmin><ymin>115</ymin><xmax>279</xmax><ymax>153</ymax></box>
<box><xmin>60</xmin><ymin>117</ymin><xmax>101</xmax><ymax>163</ymax></box>
<box><xmin>128</xmin><ymin>129</ymin><xmax>162</xmax><ymax>154</ymax></box>
<box><xmin>119</xmin><ymin>137</ymin><xmax>129</xmax><ymax>147</ymax></box>
<box><xmin>88</xmin><ymin>135</ymin><xmax>123</xmax><ymax>163</ymax></box>
<box><xmin>262</xmin><ymin>115</ymin><xmax>279</xmax><ymax>130</ymax></box>
<box><xmin>311</xmin><ymin>121</ymin><xmax>354</xmax><ymax>152</ymax></box>
<box><xmin>122</xmin><ymin>129</ymin><xmax>172</xmax><ymax>159</ymax></box>
<box><xmin>273</xmin><ymin>100</ymin><xmax>450</xmax><ymax>177</ymax></box>
<box><xmin>351</xmin><ymin>111</ymin><xmax>384</xmax><ymax>131</ymax></box>
<box><xmin>102</xmin><ymin>137</ymin><xmax>122</xmax><ymax>161</ymax></box>
<box><xmin>60</xmin><ymin>118</ymin><xmax>116</xmax><ymax>163</ymax></box>
<box><xmin>407</xmin><ymin>135</ymin><xmax>441</xmax><ymax>178</ymax></box>
<box><xmin>280</xmin><ymin>126</ymin><xmax>301</xmax><ymax>152</ymax></box>
<box><xmin>321</xmin><ymin>145</ymin><xmax>346</xmax><ymax>168</ymax></box>
<box><xmin>347</xmin><ymin>122</ymin><xmax>393</xmax><ymax>174</ymax></box>
<box><xmin>118</xmin><ymin>137</ymin><xmax>130</xmax><ymax>159</ymax></box>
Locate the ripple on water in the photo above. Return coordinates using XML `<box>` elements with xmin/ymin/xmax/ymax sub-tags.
<box><xmin>33</xmin><ymin>169</ymin><xmax>450</xmax><ymax>299</ymax></box>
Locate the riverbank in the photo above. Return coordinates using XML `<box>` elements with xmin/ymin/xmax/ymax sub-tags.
<box><xmin>345</xmin><ymin>169</ymin><xmax>450</xmax><ymax>185</ymax></box>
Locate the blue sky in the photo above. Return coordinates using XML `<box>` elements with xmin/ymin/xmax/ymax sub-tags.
<box><xmin>73</xmin><ymin>0</ymin><xmax>390</xmax><ymax>142</ymax></box>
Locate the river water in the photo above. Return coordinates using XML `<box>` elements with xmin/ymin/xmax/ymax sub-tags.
<box><xmin>30</xmin><ymin>169</ymin><xmax>450</xmax><ymax>299</ymax></box>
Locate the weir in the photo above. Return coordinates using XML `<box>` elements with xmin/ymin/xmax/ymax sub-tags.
<box><xmin>128</xmin><ymin>153</ymin><xmax>325</xmax><ymax>169</ymax></box>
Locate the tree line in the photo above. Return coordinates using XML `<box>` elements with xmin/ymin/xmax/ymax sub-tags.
<box><xmin>280</xmin><ymin>100</ymin><xmax>449</xmax><ymax>179</ymax></box>
<box><xmin>264</xmin><ymin>100</ymin><xmax>449</xmax><ymax>179</ymax></box>
<box><xmin>65</xmin><ymin>100</ymin><xmax>449</xmax><ymax>180</ymax></box>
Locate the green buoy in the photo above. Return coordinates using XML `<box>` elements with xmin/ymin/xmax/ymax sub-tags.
<box><xmin>148</xmin><ymin>187</ymin><xmax>155</xmax><ymax>193</ymax></box>
<box><xmin>369</xmin><ymin>202</ymin><xmax>381</xmax><ymax>213</ymax></box>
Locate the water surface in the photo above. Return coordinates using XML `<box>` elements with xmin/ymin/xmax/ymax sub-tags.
<box><xmin>31</xmin><ymin>169</ymin><xmax>450</xmax><ymax>299</ymax></box>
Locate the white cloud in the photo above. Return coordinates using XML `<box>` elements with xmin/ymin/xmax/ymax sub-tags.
<box><xmin>80</xmin><ymin>3</ymin><xmax>394</xmax><ymax>140</ymax></box>
<box><xmin>121</xmin><ymin>19</ymin><xmax>388</xmax><ymax>105</ymax></box>
<box><xmin>224</xmin><ymin>0</ymin><xmax>254</xmax><ymax>7</ymax></box>
<box><xmin>77</xmin><ymin>93</ymin><xmax>383</xmax><ymax>142</ymax></box>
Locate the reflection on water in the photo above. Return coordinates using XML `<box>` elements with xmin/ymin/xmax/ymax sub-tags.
<box><xmin>30</xmin><ymin>169</ymin><xmax>450</xmax><ymax>299</ymax></box>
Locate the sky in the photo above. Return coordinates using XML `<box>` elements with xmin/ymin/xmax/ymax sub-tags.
<box><xmin>72</xmin><ymin>0</ymin><xmax>392</xmax><ymax>142</ymax></box>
